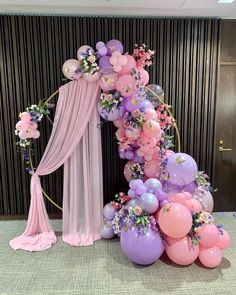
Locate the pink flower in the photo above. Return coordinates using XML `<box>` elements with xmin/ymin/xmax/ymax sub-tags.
<box><xmin>87</xmin><ymin>55</ymin><xmax>96</xmax><ymax>63</ymax></box>
<box><xmin>133</xmin><ymin>206</ymin><xmax>143</xmax><ymax>216</ymax></box>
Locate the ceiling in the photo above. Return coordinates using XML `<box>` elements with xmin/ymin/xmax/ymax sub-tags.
<box><xmin>0</xmin><ymin>0</ymin><xmax>236</xmax><ymax>18</ymax></box>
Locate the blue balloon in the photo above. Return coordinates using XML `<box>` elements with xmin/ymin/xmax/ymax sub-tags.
<box><xmin>144</xmin><ymin>178</ymin><xmax>162</xmax><ymax>193</ymax></box>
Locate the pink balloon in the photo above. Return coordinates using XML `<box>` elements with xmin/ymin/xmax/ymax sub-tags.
<box><xmin>112</xmin><ymin>51</ymin><xmax>121</xmax><ymax>57</ymax></box>
<box><xmin>18</xmin><ymin>130</ymin><xmax>28</xmax><ymax>140</ymax></box>
<box><xmin>184</xmin><ymin>198</ymin><xmax>202</xmax><ymax>213</ymax></box>
<box><xmin>28</xmin><ymin>121</ymin><xmax>38</xmax><ymax>130</ymax></box>
<box><xmin>119</xmin><ymin>55</ymin><xmax>136</xmax><ymax>75</ymax></box>
<box><xmin>139</xmin><ymin>68</ymin><xmax>149</xmax><ymax>85</ymax></box>
<box><xmin>142</xmin><ymin>120</ymin><xmax>161</xmax><ymax>138</ymax></box>
<box><xmin>109</xmin><ymin>56</ymin><xmax>118</xmax><ymax>65</ymax></box>
<box><xmin>197</xmin><ymin>224</ymin><xmax>220</xmax><ymax>247</ymax></box>
<box><xmin>144</xmin><ymin>160</ymin><xmax>160</xmax><ymax>178</ymax></box>
<box><xmin>158</xmin><ymin>203</ymin><xmax>192</xmax><ymax>238</ymax></box>
<box><xmin>144</xmin><ymin>108</ymin><xmax>157</xmax><ymax>121</ymax></box>
<box><xmin>125</xmin><ymin>126</ymin><xmax>141</xmax><ymax>140</ymax></box>
<box><xmin>168</xmin><ymin>192</ymin><xmax>192</xmax><ymax>205</ymax></box>
<box><xmin>165</xmin><ymin>236</ymin><xmax>199</xmax><ymax>265</ymax></box>
<box><xmin>113</xmin><ymin>119</ymin><xmax>122</xmax><ymax>128</ymax></box>
<box><xmin>124</xmin><ymin>161</ymin><xmax>134</xmax><ymax>181</ymax></box>
<box><xmin>215</xmin><ymin>229</ymin><xmax>231</xmax><ymax>250</ymax></box>
<box><xmin>99</xmin><ymin>73</ymin><xmax>118</xmax><ymax>92</ymax></box>
<box><xmin>113</xmin><ymin>64</ymin><xmax>122</xmax><ymax>73</ymax></box>
<box><xmin>62</xmin><ymin>59</ymin><xmax>81</xmax><ymax>80</ymax></box>
<box><xmin>83</xmin><ymin>72</ymin><xmax>100</xmax><ymax>82</ymax></box>
<box><xmin>199</xmin><ymin>246</ymin><xmax>222</xmax><ymax>268</ymax></box>
<box><xmin>20</xmin><ymin>112</ymin><xmax>31</xmax><ymax>122</ymax></box>
<box><xmin>32</xmin><ymin>130</ymin><xmax>40</xmax><ymax>139</ymax></box>
<box><xmin>15</xmin><ymin>120</ymin><xmax>29</xmax><ymax>131</ymax></box>
<box><xmin>116</xmin><ymin>74</ymin><xmax>136</xmax><ymax>97</ymax></box>
<box><xmin>118</xmin><ymin>55</ymin><xmax>128</xmax><ymax>66</ymax></box>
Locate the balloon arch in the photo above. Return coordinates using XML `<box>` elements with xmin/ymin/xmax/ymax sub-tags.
<box><xmin>14</xmin><ymin>40</ymin><xmax>231</xmax><ymax>267</ymax></box>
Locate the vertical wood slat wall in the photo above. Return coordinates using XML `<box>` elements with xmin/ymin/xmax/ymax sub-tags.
<box><xmin>0</xmin><ymin>16</ymin><xmax>219</xmax><ymax>215</ymax></box>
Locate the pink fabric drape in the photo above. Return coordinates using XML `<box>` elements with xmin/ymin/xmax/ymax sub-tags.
<box><xmin>10</xmin><ymin>79</ymin><xmax>102</xmax><ymax>252</ymax></box>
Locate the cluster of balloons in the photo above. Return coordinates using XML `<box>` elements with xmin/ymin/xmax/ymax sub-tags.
<box><xmin>78</xmin><ymin>39</ymin><xmax>232</xmax><ymax>269</ymax></box>
<box><xmin>15</xmin><ymin>112</ymin><xmax>40</xmax><ymax>140</ymax></box>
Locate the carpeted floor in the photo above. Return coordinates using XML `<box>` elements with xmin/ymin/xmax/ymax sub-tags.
<box><xmin>0</xmin><ymin>213</ymin><xmax>235</xmax><ymax>295</ymax></box>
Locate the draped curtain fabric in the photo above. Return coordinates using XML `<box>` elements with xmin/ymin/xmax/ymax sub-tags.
<box><xmin>10</xmin><ymin>79</ymin><xmax>103</xmax><ymax>252</ymax></box>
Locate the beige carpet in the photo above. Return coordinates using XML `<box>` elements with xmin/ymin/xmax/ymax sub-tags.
<box><xmin>0</xmin><ymin>213</ymin><xmax>235</xmax><ymax>295</ymax></box>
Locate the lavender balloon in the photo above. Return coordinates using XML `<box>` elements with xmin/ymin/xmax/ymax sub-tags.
<box><xmin>129</xmin><ymin>179</ymin><xmax>143</xmax><ymax>190</ymax></box>
<box><xmin>136</xmin><ymin>184</ymin><xmax>147</xmax><ymax>196</ymax></box>
<box><xmin>166</xmin><ymin>153</ymin><xmax>198</xmax><ymax>186</ymax></box>
<box><xmin>98</xmin><ymin>101</ymin><xmax>125</xmax><ymax>121</ymax></box>
<box><xmin>124</xmin><ymin>95</ymin><xmax>143</xmax><ymax>112</ymax></box>
<box><xmin>120</xmin><ymin>227</ymin><xmax>164</xmax><ymax>265</ymax></box>
<box><xmin>125</xmin><ymin>150</ymin><xmax>134</xmax><ymax>160</ymax></box>
<box><xmin>128</xmin><ymin>189</ymin><xmax>137</xmax><ymax>199</ymax></box>
<box><xmin>138</xmin><ymin>193</ymin><xmax>159</xmax><ymax>214</ymax></box>
<box><xmin>96</xmin><ymin>41</ymin><xmax>105</xmax><ymax>50</ymax></box>
<box><xmin>98</xmin><ymin>46</ymin><xmax>108</xmax><ymax>56</ymax></box>
<box><xmin>100</xmin><ymin>222</ymin><xmax>115</xmax><ymax>239</ymax></box>
<box><xmin>144</xmin><ymin>178</ymin><xmax>162</xmax><ymax>194</ymax></box>
<box><xmin>127</xmin><ymin>199</ymin><xmax>139</xmax><ymax>208</ymax></box>
<box><xmin>155</xmin><ymin>189</ymin><xmax>168</xmax><ymax>201</ymax></box>
<box><xmin>99</xmin><ymin>56</ymin><xmax>113</xmax><ymax>74</ymax></box>
<box><xmin>184</xmin><ymin>181</ymin><xmax>197</xmax><ymax>194</ymax></box>
<box><xmin>140</xmin><ymin>99</ymin><xmax>154</xmax><ymax>110</ymax></box>
<box><xmin>106</xmin><ymin>39</ymin><xmax>124</xmax><ymax>56</ymax></box>
<box><xmin>119</xmin><ymin>151</ymin><xmax>126</xmax><ymax>159</ymax></box>
<box><xmin>133</xmin><ymin>151</ymin><xmax>145</xmax><ymax>164</ymax></box>
<box><xmin>103</xmin><ymin>203</ymin><xmax>117</xmax><ymax>221</ymax></box>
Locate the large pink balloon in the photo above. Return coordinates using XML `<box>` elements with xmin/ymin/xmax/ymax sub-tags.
<box><xmin>165</xmin><ymin>236</ymin><xmax>199</xmax><ymax>265</ymax></box>
<box><xmin>119</xmin><ymin>55</ymin><xmax>136</xmax><ymax>75</ymax></box>
<box><xmin>143</xmin><ymin>120</ymin><xmax>161</xmax><ymax>138</ymax></box>
<box><xmin>158</xmin><ymin>203</ymin><xmax>192</xmax><ymax>238</ymax></box>
<box><xmin>116</xmin><ymin>74</ymin><xmax>136</xmax><ymax>97</ymax></box>
<box><xmin>199</xmin><ymin>246</ymin><xmax>222</xmax><ymax>268</ymax></box>
<box><xmin>144</xmin><ymin>108</ymin><xmax>157</xmax><ymax>121</ymax></box>
<box><xmin>215</xmin><ymin>229</ymin><xmax>231</xmax><ymax>250</ymax></box>
<box><xmin>99</xmin><ymin>73</ymin><xmax>118</xmax><ymax>92</ymax></box>
<box><xmin>197</xmin><ymin>224</ymin><xmax>220</xmax><ymax>248</ymax></box>
<box><xmin>62</xmin><ymin>59</ymin><xmax>81</xmax><ymax>80</ymax></box>
<box><xmin>184</xmin><ymin>198</ymin><xmax>202</xmax><ymax>213</ymax></box>
<box><xmin>20</xmin><ymin>112</ymin><xmax>31</xmax><ymax>122</ymax></box>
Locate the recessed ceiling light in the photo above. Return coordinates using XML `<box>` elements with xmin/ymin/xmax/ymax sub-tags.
<box><xmin>217</xmin><ymin>0</ymin><xmax>234</xmax><ymax>3</ymax></box>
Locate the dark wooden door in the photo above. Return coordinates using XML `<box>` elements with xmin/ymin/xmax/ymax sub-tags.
<box><xmin>213</xmin><ymin>20</ymin><xmax>236</xmax><ymax>211</ymax></box>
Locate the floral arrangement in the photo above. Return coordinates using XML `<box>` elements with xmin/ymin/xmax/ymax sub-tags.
<box><xmin>133</xmin><ymin>44</ymin><xmax>155</xmax><ymax>68</ymax></box>
<box><xmin>76</xmin><ymin>47</ymin><xmax>100</xmax><ymax>75</ymax></box>
<box><xmin>156</xmin><ymin>104</ymin><xmax>176</xmax><ymax>130</ymax></box>
<box><xmin>126</xmin><ymin>110</ymin><xmax>145</xmax><ymax>128</ymax></box>
<box><xmin>195</xmin><ymin>171</ymin><xmax>213</xmax><ymax>192</ymax></box>
<box><xmin>128</xmin><ymin>163</ymin><xmax>145</xmax><ymax>179</ymax></box>
<box><xmin>99</xmin><ymin>91</ymin><xmax>123</xmax><ymax>111</ymax></box>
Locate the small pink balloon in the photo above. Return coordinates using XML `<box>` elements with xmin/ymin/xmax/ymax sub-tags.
<box><xmin>165</xmin><ymin>236</ymin><xmax>199</xmax><ymax>266</ymax></box>
<box><xmin>32</xmin><ymin>130</ymin><xmax>40</xmax><ymax>139</ymax></box>
<box><xmin>215</xmin><ymin>229</ymin><xmax>231</xmax><ymax>250</ymax></box>
<box><xmin>116</xmin><ymin>74</ymin><xmax>136</xmax><ymax>97</ymax></box>
<box><xmin>118</xmin><ymin>55</ymin><xmax>128</xmax><ymax>66</ymax></box>
<box><xmin>184</xmin><ymin>198</ymin><xmax>202</xmax><ymax>213</ymax></box>
<box><xmin>199</xmin><ymin>245</ymin><xmax>222</xmax><ymax>268</ymax></box>
<box><xmin>113</xmin><ymin>64</ymin><xmax>122</xmax><ymax>73</ymax></box>
<box><xmin>143</xmin><ymin>120</ymin><xmax>161</xmax><ymax>138</ymax></box>
<box><xmin>20</xmin><ymin>112</ymin><xmax>31</xmax><ymax>122</ymax></box>
<box><xmin>28</xmin><ymin>121</ymin><xmax>38</xmax><ymax>130</ymax></box>
<box><xmin>83</xmin><ymin>72</ymin><xmax>100</xmax><ymax>82</ymax></box>
<box><xmin>197</xmin><ymin>224</ymin><xmax>220</xmax><ymax>247</ymax></box>
<box><xmin>19</xmin><ymin>130</ymin><xmax>28</xmax><ymax>140</ymax></box>
<box><xmin>125</xmin><ymin>126</ymin><xmax>141</xmax><ymax>140</ymax></box>
<box><xmin>144</xmin><ymin>108</ymin><xmax>157</xmax><ymax>121</ymax></box>
<box><xmin>144</xmin><ymin>160</ymin><xmax>160</xmax><ymax>178</ymax></box>
<box><xmin>62</xmin><ymin>59</ymin><xmax>81</xmax><ymax>80</ymax></box>
<box><xmin>158</xmin><ymin>203</ymin><xmax>192</xmax><ymax>238</ymax></box>
<box><xmin>109</xmin><ymin>56</ymin><xmax>118</xmax><ymax>66</ymax></box>
<box><xmin>113</xmin><ymin>119</ymin><xmax>122</xmax><ymax>128</ymax></box>
<box><xmin>99</xmin><ymin>73</ymin><xmax>118</xmax><ymax>92</ymax></box>
<box><xmin>112</xmin><ymin>50</ymin><xmax>122</xmax><ymax>57</ymax></box>
<box><xmin>16</xmin><ymin>120</ymin><xmax>29</xmax><ymax>131</ymax></box>
<box><xmin>119</xmin><ymin>55</ymin><xmax>136</xmax><ymax>75</ymax></box>
<box><xmin>139</xmin><ymin>68</ymin><xmax>149</xmax><ymax>85</ymax></box>
<box><xmin>168</xmin><ymin>192</ymin><xmax>191</xmax><ymax>205</ymax></box>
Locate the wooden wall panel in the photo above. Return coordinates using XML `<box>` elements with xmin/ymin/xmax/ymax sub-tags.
<box><xmin>0</xmin><ymin>16</ymin><xmax>219</xmax><ymax>215</ymax></box>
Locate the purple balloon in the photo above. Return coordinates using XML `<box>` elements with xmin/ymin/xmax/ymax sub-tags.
<box><xmin>166</xmin><ymin>153</ymin><xmax>198</xmax><ymax>186</ymax></box>
<box><xmin>129</xmin><ymin>179</ymin><xmax>143</xmax><ymax>190</ymax></box>
<box><xmin>135</xmin><ymin>184</ymin><xmax>147</xmax><ymax>196</ymax></box>
<box><xmin>127</xmin><ymin>198</ymin><xmax>139</xmax><ymax>208</ymax></box>
<box><xmin>140</xmin><ymin>99</ymin><xmax>154</xmax><ymax>110</ymax></box>
<box><xmin>98</xmin><ymin>46</ymin><xmax>108</xmax><ymax>56</ymax></box>
<box><xmin>160</xmin><ymin>199</ymin><xmax>169</xmax><ymax>208</ymax></box>
<box><xmin>162</xmin><ymin>181</ymin><xmax>181</xmax><ymax>193</ymax></box>
<box><xmin>144</xmin><ymin>178</ymin><xmax>162</xmax><ymax>194</ymax></box>
<box><xmin>103</xmin><ymin>204</ymin><xmax>117</xmax><ymax>220</ymax></box>
<box><xmin>184</xmin><ymin>181</ymin><xmax>197</xmax><ymax>194</ymax></box>
<box><xmin>124</xmin><ymin>95</ymin><xmax>143</xmax><ymax>112</ymax></box>
<box><xmin>120</xmin><ymin>227</ymin><xmax>164</xmax><ymax>265</ymax></box>
<box><xmin>119</xmin><ymin>151</ymin><xmax>126</xmax><ymax>159</ymax></box>
<box><xmin>100</xmin><ymin>223</ymin><xmax>115</xmax><ymax>239</ymax></box>
<box><xmin>106</xmin><ymin>39</ymin><xmax>124</xmax><ymax>56</ymax></box>
<box><xmin>98</xmin><ymin>55</ymin><xmax>113</xmax><ymax>74</ymax></box>
<box><xmin>138</xmin><ymin>193</ymin><xmax>159</xmax><ymax>214</ymax></box>
<box><xmin>133</xmin><ymin>151</ymin><xmax>145</xmax><ymax>164</ymax></box>
<box><xmin>128</xmin><ymin>189</ymin><xmax>137</xmax><ymax>199</ymax></box>
<box><xmin>126</xmin><ymin>150</ymin><xmax>134</xmax><ymax>160</ymax></box>
<box><xmin>96</xmin><ymin>41</ymin><xmax>105</xmax><ymax>50</ymax></box>
<box><xmin>98</xmin><ymin>101</ymin><xmax>125</xmax><ymax>121</ymax></box>
<box><xmin>155</xmin><ymin>189</ymin><xmax>168</xmax><ymax>201</ymax></box>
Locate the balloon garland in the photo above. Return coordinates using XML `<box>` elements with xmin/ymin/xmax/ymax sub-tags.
<box><xmin>15</xmin><ymin>40</ymin><xmax>231</xmax><ymax>268</ymax></box>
